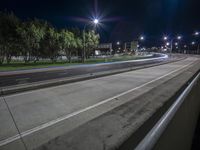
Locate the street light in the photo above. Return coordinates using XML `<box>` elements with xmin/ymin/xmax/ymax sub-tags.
<box><xmin>163</xmin><ymin>36</ymin><xmax>168</xmax><ymax>40</ymax></box>
<box><xmin>138</xmin><ymin>36</ymin><xmax>145</xmax><ymax>53</ymax></box>
<box><xmin>195</xmin><ymin>31</ymin><xmax>199</xmax><ymax>36</ymax></box>
<box><xmin>194</xmin><ymin>31</ymin><xmax>200</xmax><ymax>54</ymax></box>
<box><xmin>93</xmin><ymin>19</ymin><xmax>99</xmax><ymax>24</ymax></box>
<box><xmin>83</xmin><ymin>18</ymin><xmax>99</xmax><ymax>62</ymax></box>
<box><xmin>140</xmin><ymin>36</ymin><xmax>144</xmax><ymax>40</ymax></box>
<box><xmin>191</xmin><ymin>41</ymin><xmax>195</xmax><ymax>45</ymax></box>
<box><xmin>163</xmin><ymin>35</ymin><xmax>182</xmax><ymax>56</ymax></box>
<box><xmin>177</xmin><ymin>36</ymin><xmax>182</xmax><ymax>40</ymax></box>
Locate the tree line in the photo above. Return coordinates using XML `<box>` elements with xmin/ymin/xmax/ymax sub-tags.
<box><xmin>0</xmin><ymin>11</ymin><xmax>100</xmax><ymax>64</ymax></box>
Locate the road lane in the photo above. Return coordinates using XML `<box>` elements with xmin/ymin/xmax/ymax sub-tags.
<box><xmin>0</xmin><ymin>56</ymin><xmax>198</xmax><ymax>149</ymax></box>
<box><xmin>0</xmin><ymin>54</ymin><xmax>168</xmax><ymax>88</ymax></box>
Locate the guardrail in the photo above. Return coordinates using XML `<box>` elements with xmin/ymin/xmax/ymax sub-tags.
<box><xmin>135</xmin><ymin>72</ymin><xmax>200</xmax><ymax>150</ymax></box>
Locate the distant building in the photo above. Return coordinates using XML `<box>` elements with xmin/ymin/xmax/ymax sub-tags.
<box><xmin>124</xmin><ymin>41</ymin><xmax>138</xmax><ymax>53</ymax></box>
<box><xmin>95</xmin><ymin>43</ymin><xmax>113</xmax><ymax>55</ymax></box>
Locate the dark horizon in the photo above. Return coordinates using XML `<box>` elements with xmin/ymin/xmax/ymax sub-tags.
<box><xmin>0</xmin><ymin>0</ymin><xmax>200</xmax><ymax>44</ymax></box>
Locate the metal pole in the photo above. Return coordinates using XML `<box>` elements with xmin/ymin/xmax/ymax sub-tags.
<box><xmin>170</xmin><ymin>39</ymin><xmax>173</xmax><ymax>57</ymax></box>
<box><xmin>82</xmin><ymin>25</ymin><xmax>86</xmax><ymax>63</ymax></box>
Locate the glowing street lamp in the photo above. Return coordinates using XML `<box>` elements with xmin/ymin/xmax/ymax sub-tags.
<box><xmin>163</xmin><ymin>36</ymin><xmax>168</xmax><ymax>40</ymax></box>
<box><xmin>140</xmin><ymin>36</ymin><xmax>144</xmax><ymax>40</ymax></box>
<box><xmin>93</xmin><ymin>19</ymin><xmax>99</xmax><ymax>24</ymax></box>
<box><xmin>117</xmin><ymin>41</ymin><xmax>120</xmax><ymax>45</ymax></box>
<box><xmin>194</xmin><ymin>32</ymin><xmax>200</xmax><ymax>53</ymax></box>
<box><xmin>195</xmin><ymin>32</ymin><xmax>199</xmax><ymax>36</ymax></box>
<box><xmin>191</xmin><ymin>41</ymin><xmax>195</xmax><ymax>45</ymax></box>
<box><xmin>163</xmin><ymin>35</ymin><xmax>182</xmax><ymax>56</ymax></box>
<box><xmin>177</xmin><ymin>36</ymin><xmax>182</xmax><ymax>40</ymax></box>
<box><xmin>82</xmin><ymin>18</ymin><xmax>99</xmax><ymax>62</ymax></box>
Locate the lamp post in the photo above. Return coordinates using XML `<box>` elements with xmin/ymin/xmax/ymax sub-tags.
<box><xmin>163</xmin><ymin>35</ymin><xmax>182</xmax><ymax>57</ymax></box>
<box><xmin>191</xmin><ymin>41</ymin><xmax>196</xmax><ymax>54</ymax></box>
<box><xmin>82</xmin><ymin>19</ymin><xmax>99</xmax><ymax>63</ymax></box>
<box><xmin>194</xmin><ymin>31</ymin><xmax>199</xmax><ymax>54</ymax></box>
<box><xmin>137</xmin><ymin>36</ymin><xmax>145</xmax><ymax>55</ymax></box>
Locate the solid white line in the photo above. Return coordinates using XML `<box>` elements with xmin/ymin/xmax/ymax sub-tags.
<box><xmin>0</xmin><ymin>60</ymin><xmax>195</xmax><ymax>147</ymax></box>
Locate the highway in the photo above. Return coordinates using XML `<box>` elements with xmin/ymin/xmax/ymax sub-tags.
<box><xmin>0</xmin><ymin>55</ymin><xmax>199</xmax><ymax>150</ymax></box>
<box><xmin>0</xmin><ymin>54</ymin><xmax>169</xmax><ymax>88</ymax></box>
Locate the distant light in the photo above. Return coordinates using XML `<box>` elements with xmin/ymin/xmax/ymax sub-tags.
<box><xmin>175</xmin><ymin>42</ymin><xmax>178</xmax><ymax>46</ymax></box>
<box><xmin>191</xmin><ymin>41</ymin><xmax>195</xmax><ymax>45</ymax></box>
<box><xmin>140</xmin><ymin>36</ymin><xmax>144</xmax><ymax>40</ymax></box>
<box><xmin>93</xmin><ymin>19</ymin><xmax>99</xmax><ymax>24</ymax></box>
<box><xmin>137</xmin><ymin>44</ymin><xmax>140</xmax><ymax>48</ymax></box>
<box><xmin>195</xmin><ymin>32</ymin><xmax>199</xmax><ymax>36</ymax></box>
<box><xmin>166</xmin><ymin>42</ymin><xmax>170</xmax><ymax>46</ymax></box>
<box><xmin>117</xmin><ymin>41</ymin><xmax>120</xmax><ymax>45</ymax></box>
<box><xmin>177</xmin><ymin>36</ymin><xmax>182</xmax><ymax>40</ymax></box>
<box><xmin>163</xmin><ymin>36</ymin><xmax>168</xmax><ymax>40</ymax></box>
<box><xmin>176</xmin><ymin>47</ymin><xmax>178</xmax><ymax>49</ymax></box>
<box><xmin>184</xmin><ymin>45</ymin><xmax>187</xmax><ymax>48</ymax></box>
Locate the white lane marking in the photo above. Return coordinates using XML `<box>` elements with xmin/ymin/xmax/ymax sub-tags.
<box><xmin>0</xmin><ymin>60</ymin><xmax>195</xmax><ymax>147</ymax></box>
<box><xmin>0</xmin><ymin>135</ymin><xmax>20</xmax><ymax>147</ymax></box>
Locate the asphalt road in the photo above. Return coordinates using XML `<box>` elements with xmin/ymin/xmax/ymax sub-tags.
<box><xmin>0</xmin><ymin>54</ymin><xmax>168</xmax><ymax>88</ymax></box>
<box><xmin>0</xmin><ymin>56</ymin><xmax>198</xmax><ymax>150</ymax></box>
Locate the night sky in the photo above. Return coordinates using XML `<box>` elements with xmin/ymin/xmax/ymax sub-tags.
<box><xmin>0</xmin><ymin>0</ymin><xmax>200</xmax><ymax>44</ymax></box>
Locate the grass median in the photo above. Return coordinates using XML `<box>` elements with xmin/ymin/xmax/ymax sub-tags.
<box><xmin>0</xmin><ymin>55</ymin><xmax>153</xmax><ymax>71</ymax></box>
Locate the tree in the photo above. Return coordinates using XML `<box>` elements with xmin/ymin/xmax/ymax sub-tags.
<box><xmin>0</xmin><ymin>44</ymin><xmax>4</xmax><ymax>64</ymax></box>
<box><xmin>84</xmin><ymin>30</ymin><xmax>100</xmax><ymax>59</ymax></box>
<box><xmin>30</xmin><ymin>19</ymin><xmax>46</xmax><ymax>62</ymax></box>
<box><xmin>70</xmin><ymin>28</ymin><xmax>83</xmax><ymax>61</ymax></box>
<box><xmin>59</xmin><ymin>30</ymin><xmax>76</xmax><ymax>63</ymax></box>
<box><xmin>74</xmin><ymin>37</ymin><xmax>83</xmax><ymax>61</ymax></box>
<box><xmin>0</xmin><ymin>11</ymin><xmax>20</xmax><ymax>64</ymax></box>
<box><xmin>16</xmin><ymin>20</ymin><xmax>46</xmax><ymax>63</ymax></box>
<box><xmin>40</xmin><ymin>27</ymin><xmax>60</xmax><ymax>62</ymax></box>
<box><xmin>0</xmin><ymin>11</ymin><xmax>100</xmax><ymax>65</ymax></box>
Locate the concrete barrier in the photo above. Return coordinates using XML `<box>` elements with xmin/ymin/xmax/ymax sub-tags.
<box><xmin>135</xmin><ymin>72</ymin><xmax>200</xmax><ymax>150</ymax></box>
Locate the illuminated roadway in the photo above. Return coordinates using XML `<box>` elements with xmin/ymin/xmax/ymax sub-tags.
<box><xmin>0</xmin><ymin>55</ymin><xmax>199</xmax><ymax>150</ymax></box>
<box><xmin>0</xmin><ymin>54</ymin><xmax>167</xmax><ymax>88</ymax></box>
